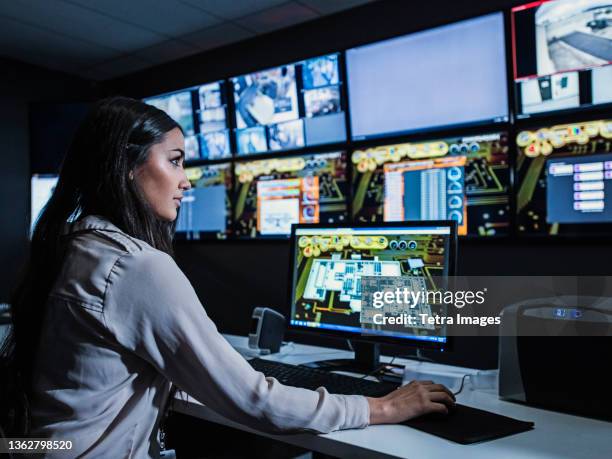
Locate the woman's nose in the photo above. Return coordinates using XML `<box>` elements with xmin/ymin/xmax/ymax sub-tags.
<box><xmin>180</xmin><ymin>174</ymin><xmax>191</xmax><ymax>191</ymax></box>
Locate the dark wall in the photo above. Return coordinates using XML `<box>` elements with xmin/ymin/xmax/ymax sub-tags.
<box><xmin>0</xmin><ymin>57</ymin><xmax>93</xmax><ymax>302</ymax></box>
<box><xmin>104</xmin><ymin>0</ymin><xmax>612</xmax><ymax>369</ymax></box>
<box><xmin>104</xmin><ymin>0</ymin><xmax>523</xmax><ymax>98</ymax></box>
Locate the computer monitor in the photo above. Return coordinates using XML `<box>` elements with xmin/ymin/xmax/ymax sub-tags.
<box><xmin>31</xmin><ymin>174</ymin><xmax>58</xmax><ymax>234</ymax></box>
<box><xmin>231</xmin><ymin>53</ymin><xmax>347</xmax><ymax>156</ymax></box>
<box><xmin>175</xmin><ymin>163</ymin><xmax>232</xmax><ymax>240</ymax></box>
<box><xmin>233</xmin><ymin>151</ymin><xmax>348</xmax><ymax>238</ymax></box>
<box><xmin>512</xmin><ymin>0</ymin><xmax>612</xmax><ymax>119</ymax></box>
<box><xmin>516</xmin><ymin>117</ymin><xmax>612</xmax><ymax>236</ymax></box>
<box><xmin>351</xmin><ymin>132</ymin><xmax>510</xmax><ymax>236</ymax></box>
<box><xmin>144</xmin><ymin>81</ymin><xmax>231</xmax><ymax>161</ymax></box>
<box><xmin>288</xmin><ymin>221</ymin><xmax>456</xmax><ymax>371</ymax></box>
<box><xmin>346</xmin><ymin>12</ymin><xmax>509</xmax><ymax>141</ymax></box>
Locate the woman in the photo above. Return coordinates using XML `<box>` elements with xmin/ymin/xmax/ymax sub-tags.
<box><xmin>2</xmin><ymin>97</ymin><xmax>454</xmax><ymax>457</ymax></box>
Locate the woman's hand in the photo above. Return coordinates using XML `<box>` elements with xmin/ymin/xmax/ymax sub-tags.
<box><xmin>367</xmin><ymin>380</ymin><xmax>456</xmax><ymax>425</ymax></box>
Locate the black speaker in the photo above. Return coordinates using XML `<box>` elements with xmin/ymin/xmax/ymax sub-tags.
<box><xmin>248</xmin><ymin>307</ymin><xmax>286</xmax><ymax>354</ymax></box>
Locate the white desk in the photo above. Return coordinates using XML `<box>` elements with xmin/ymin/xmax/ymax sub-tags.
<box><xmin>172</xmin><ymin>335</ymin><xmax>612</xmax><ymax>459</ymax></box>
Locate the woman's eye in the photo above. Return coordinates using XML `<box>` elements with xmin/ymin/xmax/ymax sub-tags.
<box><xmin>170</xmin><ymin>158</ymin><xmax>182</xmax><ymax>167</ymax></box>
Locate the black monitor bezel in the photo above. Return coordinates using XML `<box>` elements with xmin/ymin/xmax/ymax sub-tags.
<box><xmin>287</xmin><ymin>220</ymin><xmax>457</xmax><ymax>351</ymax></box>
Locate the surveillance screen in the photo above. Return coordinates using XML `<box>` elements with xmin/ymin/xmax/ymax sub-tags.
<box><xmin>352</xmin><ymin>132</ymin><xmax>510</xmax><ymax>237</ymax></box>
<box><xmin>144</xmin><ymin>81</ymin><xmax>231</xmax><ymax>161</ymax></box>
<box><xmin>234</xmin><ymin>152</ymin><xmax>348</xmax><ymax>238</ymax></box>
<box><xmin>231</xmin><ymin>53</ymin><xmax>347</xmax><ymax>156</ymax></box>
<box><xmin>175</xmin><ymin>163</ymin><xmax>232</xmax><ymax>240</ymax></box>
<box><xmin>512</xmin><ymin>0</ymin><xmax>612</xmax><ymax>118</ymax></box>
<box><xmin>516</xmin><ymin>118</ymin><xmax>612</xmax><ymax>236</ymax></box>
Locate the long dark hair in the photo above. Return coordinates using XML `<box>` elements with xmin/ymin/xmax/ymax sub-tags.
<box><xmin>1</xmin><ymin>96</ymin><xmax>182</xmax><ymax>436</ymax></box>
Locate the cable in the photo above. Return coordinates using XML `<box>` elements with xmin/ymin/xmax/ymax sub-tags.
<box><xmin>360</xmin><ymin>356</ymin><xmax>397</xmax><ymax>380</ymax></box>
<box><xmin>453</xmin><ymin>374</ymin><xmax>470</xmax><ymax>396</ymax></box>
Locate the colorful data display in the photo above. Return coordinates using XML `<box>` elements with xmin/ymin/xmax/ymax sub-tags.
<box><xmin>352</xmin><ymin>133</ymin><xmax>510</xmax><ymax>236</ymax></box>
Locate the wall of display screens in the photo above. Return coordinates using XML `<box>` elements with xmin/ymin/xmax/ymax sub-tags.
<box><xmin>132</xmin><ymin>1</ymin><xmax>612</xmax><ymax>240</ymax></box>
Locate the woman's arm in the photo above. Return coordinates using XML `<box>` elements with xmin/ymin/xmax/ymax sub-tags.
<box><xmin>103</xmin><ymin>249</ymin><xmax>369</xmax><ymax>434</ymax></box>
<box><xmin>103</xmin><ymin>249</ymin><xmax>455</xmax><ymax>433</ymax></box>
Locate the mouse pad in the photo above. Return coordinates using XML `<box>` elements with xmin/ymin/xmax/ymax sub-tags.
<box><xmin>402</xmin><ymin>403</ymin><xmax>534</xmax><ymax>444</ymax></box>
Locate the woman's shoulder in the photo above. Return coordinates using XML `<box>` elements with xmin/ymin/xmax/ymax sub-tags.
<box><xmin>66</xmin><ymin>215</ymin><xmax>158</xmax><ymax>255</ymax></box>
<box><xmin>52</xmin><ymin>215</ymin><xmax>175</xmax><ymax>308</ymax></box>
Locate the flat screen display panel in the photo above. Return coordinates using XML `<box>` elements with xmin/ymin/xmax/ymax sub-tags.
<box><xmin>231</xmin><ymin>53</ymin><xmax>346</xmax><ymax>156</ymax></box>
<box><xmin>516</xmin><ymin>118</ymin><xmax>612</xmax><ymax>235</ymax></box>
<box><xmin>233</xmin><ymin>152</ymin><xmax>348</xmax><ymax>237</ymax></box>
<box><xmin>289</xmin><ymin>224</ymin><xmax>453</xmax><ymax>345</ymax></box>
<box><xmin>144</xmin><ymin>81</ymin><xmax>231</xmax><ymax>161</ymax></box>
<box><xmin>175</xmin><ymin>162</ymin><xmax>232</xmax><ymax>239</ymax></box>
<box><xmin>31</xmin><ymin>174</ymin><xmax>58</xmax><ymax>234</ymax></box>
<box><xmin>352</xmin><ymin>132</ymin><xmax>510</xmax><ymax>236</ymax></box>
<box><xmin>346</xmin><ymin>13</ymin><xmax>509</xmax><ymax>140</ymax></box>
<box><xmin>512</xmin><ymin>0</ymin><xmax>612</xmax><ymax>119</ymax></box>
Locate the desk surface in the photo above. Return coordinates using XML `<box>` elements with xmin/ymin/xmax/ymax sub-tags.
<box><xmin>172</xmin><ymin>335</ymin><xmax>612</xmax><ymax>459</ymax></box>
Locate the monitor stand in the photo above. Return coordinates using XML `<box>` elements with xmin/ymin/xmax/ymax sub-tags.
<box><xmin>301</xmin><ymin>341</ymin><xmax>434</xmax><ymax>377</ymax></box>
<box><xmin>302</xmin><ymin>341</ymin><xmax>383</xmax><ymax>374</ymax></box>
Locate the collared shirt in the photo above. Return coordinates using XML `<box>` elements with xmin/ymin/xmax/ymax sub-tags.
<box><xmin>30</xmin><ymin>215</ymin><xmax>369</xmax><ymax>458</ymax></box>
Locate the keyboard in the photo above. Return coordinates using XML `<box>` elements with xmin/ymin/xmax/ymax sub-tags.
<box><xmin>249</xmin><ymin>358</ymin><xmax>398</xmax><ymax>397</ymax></box>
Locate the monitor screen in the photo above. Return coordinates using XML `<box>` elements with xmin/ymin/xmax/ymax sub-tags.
<box><xmin>512</xmin><ymin>0</ymin><xmax>612</xmax><ymax>119</ymax></box>
<box><xmin>175</xmin><ymin>163</ymin><xmax>232</xmax><ymax>240</ymax></box>
<box><xmin>144</xmin><ymin>81</ymin><xmax>231</xmax><ymax>161</ymax></box>
<box><xmin>31</xmin><ymin>174</ymin><xmax>58</xmax><ymax>234</ymax></box>
<box><xmin>516</xmin><ymin>118</ymin><xmax>612</xmax><ymax>235</ymax></box>
<box><xmin>352</xmin><ymin>132</ymin><xmax>510</xmax><ymax>236</ymax></box>
<box><xmin>289</xmin><ymin>224</ymin><xmax>453</xmax><ymax>345</ymax></box>
<box><xmin>346</xmin><ymin>12</ymin><xmax>509</xmax><ymax>141</ymax></box>
<box><xmin>234</xmin><ymin>151</ymin><xmax>348</xmax><ymax>238</ymax></box>
<box><xmin>231</xmin><ymin>53</ymin><xmax>346</xmax><ymax>156</ymax></box>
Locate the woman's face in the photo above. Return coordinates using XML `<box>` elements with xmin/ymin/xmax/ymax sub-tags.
<box><xmin>133</xmin><ymin>127</ymin><xmax>191</xmax><ymax>222</ymax></box>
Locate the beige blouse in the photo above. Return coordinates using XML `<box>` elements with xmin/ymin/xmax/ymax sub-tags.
<box><xmin>30</xmin><ymin>215</ymin><xmax>369</xmax><ymax>458</ymax></box>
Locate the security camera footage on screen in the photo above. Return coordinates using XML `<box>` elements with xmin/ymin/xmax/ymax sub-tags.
<box><xmin>234</xmin><ymin>152</ymin><xmax>348</xmax><ymax>238</ymax></box>
<box><xmin>232</xmin><ymin>53</ymin><xmax>347</xmax><ymax>155</ymax></box>
<box><xmin>512</xmin><ymin>0</ymin><xmax>612</xmax><ymax>118</ymax></box>
<box><xmin>346</xmin><ymin>12</ymin><xmax>509</xmax><ymax>141</ymax></box>
<box><xmin>175</xmin><ymin>163</ymin><xmax>232</xmax><ymax>240</ymax></box>
<box><xmin>351</xmin><ymin>132</ymin><xmax>510</xmax><ymax>237</ymax></box>
<box><xmin>144</xmin><ymin>81</ymin><xmax>231</xmax><ymax>161</ymax></box>
<box><xmin>290</xmin><ymin>226</ymin><xmax>450</xmax><ymax>344</ymax></box>
<box><xmin>516</xmin><ymin>118</ymin><xmax>612</xmax><ymax>235</ymax></box>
